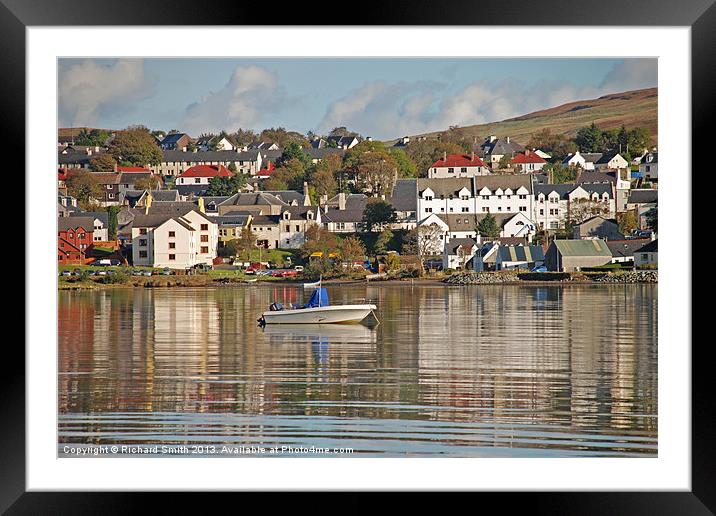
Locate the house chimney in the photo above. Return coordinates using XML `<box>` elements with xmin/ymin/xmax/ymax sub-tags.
<box><xmin>197</xmin><ymin>196</ymin><xmax>205</xmax><ymax>214</ymax></box>
<box><xmin>144</xmin><ymin>192</ymin><xmax>152</xmax><ymax>214</ymax></box>
<box><xmin>506</xmin><ymin>136</ymin><xmax>510</xmax><ymax>143</ymax></box>
<box><xmin>443</xmin><ymin>151</ymin><xmax>447</xmax><ymax>162</ymax></box>
<box><xmin>338</xmin><ymin>192</ymin><xmax>346</xmax><ymax>210</ymax></box>
<box><xmin>303</xmin><ymin>181</ymin><xmax>311</xmax><ymax>206</ymax></box>
<box><xmin>471</xmin><ymin>151</ymin><xmax>475</xmax><ymax>161</ymax></box>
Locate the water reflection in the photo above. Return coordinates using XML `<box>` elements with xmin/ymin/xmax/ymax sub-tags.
<box><xmin>59</xmin><ymin>284</ymin><xmax>657</xmax><ymax>457</ymax></box>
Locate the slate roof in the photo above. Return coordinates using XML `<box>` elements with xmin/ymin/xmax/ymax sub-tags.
<box><xmin>595</xmin><ymin>150</ymin><xmax>624</xmax><ymax>165</ymax></box>
<box><xmin>582</xmin><ymin>153</ymin><xmax>604</xmax><ymax>163</ymax></box>
<box><xmin>534</xmin><ymin>184</ymin><xmax>578</xmax><ymax>199</ymax></box>
<box><xmin>262</xmin><ymin>190</ymin><xmax>305</xmax><ymax>205</ymax></box>
<box><xmin>58</xmin><ymin>216</ymin><xmax>95</xmax><ymax>232</ymax></box>
<box><xmin>481</xmin><ymin>137</ymin><xmax>524</xmax><ymax>156</ymax></box>
<box><xmin>221</xmin><ymin>192</ymin><xmax>288</xmax><ymax>207</ymax></box>
<box><xmin>132</xmin><ymin>214</ymin><xmax>194</xmax><ymax>231</ymax></box>
<box><xmin>497</xmin><ymin>245</ymin><xmax>545</xmax><ymax>263</ymax></box>
<box><xmin>553</xmin><ymin>239</ymin><xmax>611</xmax><ymax>257</ymax></box>
<box><xmin>447</xmin><ymin>237</ymin><xmax>478</xmax><ymax>255</ymax></box>
<box><xmin>640</xmin><ymin>152</ymin><xmax>658</xmax><ymax>164</ymax></box>
<box><xmin>474</xmin><ymin>174</ymin><xmax>533</xmax><ymax>193</ymax></box>
<box><xmin>636</xmin><ymin>239</ymin><xmax>658</xmax><ymax>253</ymax></box>
<box><xmin>176</xmin><ymin>184</ymin><xmax>210</xmax><ymax>197</ymax></box>
<box><xmin>606</xmin><ymin>239</ymin><xmax>652</xmax><ymax>258</ymax></box>
<box><xmin>417</xmin><ymin>177</ymin><xmax>473</xmax><ymax>197</ymax></box>
<box><xmin>576</xmin><ymin>171</ymin><xmax>615</xmax><ymax>184</ymax></box>
<box><xmin>322</xmin><ymin>208</ymin><xmax>365</xmax><ymax>223</ymax></box>
<box><xmin>628</xmin><ymin>189</ymin><xmax>658</xmax><ymax>204</ymax></box>
<box><xmin>146</xmin><ymin>201</ymin><xmax>200</xmax><ymax>216</ymax></box>
<box><xmin>437</xmin><ymin>213</ymin><xmax>518</xmax><ymax>231</ymax></box>
<box><xmin>389</xmin><ymin>179</ymin><xmax>418</xmax><ymax>211</ymax></box>
<box><xmin>70</xmin><ymin>211</ymin><xmax>108</xmax><ymax>226</ymax></box>
<box><xmin>162</xmin><ymin>149</ymin><xmax>261</xmax><ymax>163</ymax></box>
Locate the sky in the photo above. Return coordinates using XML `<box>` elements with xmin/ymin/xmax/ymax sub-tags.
<box><xmin>58</xmin><ymin>58</ymin><xmax>657</xmax><ymax>141</ymax></box>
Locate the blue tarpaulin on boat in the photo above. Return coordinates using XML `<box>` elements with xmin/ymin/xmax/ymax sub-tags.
<box><xmin>305</xmin><ymin>288</ymin><xmax>329</xmax><ymax>308</ymax></box>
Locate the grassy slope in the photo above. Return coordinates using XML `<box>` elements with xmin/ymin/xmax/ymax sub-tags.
<box><xmin>397</xmin><ymin>87</ymin><xmax>658</xmax><ymax>145</ymax></box>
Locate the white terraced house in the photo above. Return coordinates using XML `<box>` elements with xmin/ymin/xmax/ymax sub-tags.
<box><xmin>416</xmin><ymin>176</ymin><xmax>534</xmax><ymax>219</ymax></box>
<box><xmin>533</xmin><ymin>183</ymin><xmax>615</xmax><ymax>230</ymax></box>
<box><xmin>131</xmin><ymin>210</ymin><xmax>218</xmax><ymax>268</ymax></box>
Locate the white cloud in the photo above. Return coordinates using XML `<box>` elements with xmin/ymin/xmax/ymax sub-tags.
<box><xmin>317</xmin><ymin>59</ymin><xmax>657</xmax><ymax>139</ymax></box>
<box><xmin>182</xmin><ymin>65</ymin><xmax>285</xmax><ymax>135</ymax></box>
<box><xmin>58</xmin><ymin>59</ymin><xmax>155</xmax><ymax>127</ymax></box>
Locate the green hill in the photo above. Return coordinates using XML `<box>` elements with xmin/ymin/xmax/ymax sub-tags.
<box><xmin>397</xmin><ymin>87</ymin><xmax>657</xmax><ymax>146</ymax></box>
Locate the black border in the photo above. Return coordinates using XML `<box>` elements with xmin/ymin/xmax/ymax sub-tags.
<box><xmin>6</xmin><ymin>0</ymin><xmax>710</xmax><ymax>512</ymax></box>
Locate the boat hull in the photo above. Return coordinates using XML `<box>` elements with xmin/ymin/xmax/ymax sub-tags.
<box><xmin>261</xmin><ymin>304</ymin><xmax>377</xmax><ymax>324</ymax></box>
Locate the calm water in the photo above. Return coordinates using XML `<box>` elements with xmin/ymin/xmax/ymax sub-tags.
<box><xmin>58</xmin><ymin>284</ymin><xmax>657</xmax><ymax>457</ymax></box>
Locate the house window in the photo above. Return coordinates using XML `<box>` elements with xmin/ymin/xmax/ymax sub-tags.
<box><xmin>139</xmin><ymin>228</ymin><xmax>147</xmax><ymax>235</ymax></box>
<box><xmin>642</xmin><ymin>253</ymin><xmax>648</xmax><ymax>260</ymax></box>
<box><xmin>482</xmin><ymin>195</ymin><xmax>489</xmax><ymax>200</ymax></box>
<box><xmin>285</xmin><ymin>225</ymin><xmax>290</xmax><ymax>232</ymax></box>
<box><xmin>139</xmin><ymin>251</ymin><xmax>148</xmax><ymax>258</ymax></box>
<box><xmin>201</xmin><ymin>224</ymin><xmax>208</xmax><ymax>231</ymax></box>
<box><xmin>448</xmin><ymin>168</ymin><xmax>454</xmax><ymax>173</ymax></box>
<box><xmin>424</xmin><ymin>195</ymin><xmax>433</xmax><ymax>201</ymax></box>
<box><xmin>169</xmin><ymin>242</ymin><xmax>175</xmax><ymax>249</ymax></box>
<box><xmin>139</xmin><ymin>239</ymin><xmax>147</xmax><ymax>247</ymax></box>
<box><xmin>425</xmin><ymin>208</ymin><xmax>432</xmax><ymax>213</ymax></box>
<box><xmin>461</xmin><ymin>207</ymin><xmax>469</xmax><ymax>213</ymax></box>
<box><xmin>482</xmin><ymin>207</ymin><xmax>489</xmax><ymax>213</ymax></box>
<box><xmin>519</xmin><ymin>195</ymin><xmax>527</xmax><ymax>200</ymax></box>
<box><xmin>461</xmin><ymin>167</ymin><xmax>467</xmax><ymax>173</ymax></box>
<box><xmin>169</xmin><ymin>231</ymin><xmax>175</xmax><ymax>237</ymax></box>
<box><xmin>194</xmin><ymin>178</ymin><xmax>201</xmax><ymax>183</ymax></box>
<box><xmin>169</xmin><ymin>254</ymin><xmax>176</xmax><ymax>260</ymax></box>
<box><xmin>519</xmin><ymin>206</ymin><xmax>527</xmax><ymax>212</ymax></box>
<box><xmin>201</xmin><ymin>235</ymin><xmax>208</xmax><ymax>242</ymax></box>
<box><xmin>201</xmin><ymin>247</ymin><xmax>209</xmax><ymax>254</ymax></box>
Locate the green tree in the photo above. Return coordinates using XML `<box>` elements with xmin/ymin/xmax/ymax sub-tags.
<box><xmin>362</xmin><ymin>198</ymin><xmax>397</xmax><ymax>232</ymax></box>
<box><xmin>526</xmin><ymin>129</ymin><xmax>578</xmax><ymax>162</ymax></box>
<box><xmin>389</xmin><ymin>148</ymin><xmax>418</xmax><ymax>178</ymax></box>
<box><xmin>476</xmin><ymin>213</ymin><xmax>500</xmax><ymax>238</ymax></box>
<box><xmin>374</xmin><ymin>229</ymin><xmax>394</xmax><ymax>255</ymax></box>
<box><xmin>645</xmin><ymin>207</ymin><xmax>657</xmax><ymax>232</ymax></box>
<box><xmin>543</xmin><ymin>163</ymin><xmax>579</xmax><ymax>184</ymax></box>
<box><xmin>74</xmin><ymin>128</ymin><xmax>111</xmax><ymax>147</ymax></box>
<box><xmin>89</xmin><ymin>153</ymin><xmax>117</xmax><ymax>172</ymax></box>
<box><xmin>227</xmin><ymin>226</ymin><xmax>257</xmax><ymax>260</ymax></box>
<box><xmin>575</xmin><ymin>123</ymin><xmax>605</xmax><ymax>153</ymax></box>
<box><xmin>107</xmin><ymin>127</ymin><xmax>163</xmax><ymax>166</ymax></box>
<box><xmin>134</xmin><ymin>175</ymin><xmax>161</xmax><ymax>191</ymax></box>
<box><xmin>106</xmin><ymin>205</ymin><xmax>119</xmax><ymax>240</ymax></box>
<box><xmin>438</xmin><ymin>125</ymin><xmax>474</xmax><ymax>153</ymax></box>
<box><xmin>404</xmin><ymin>140</ymin><xmax>464</xmax><ymax>177</ymax></box>
<box><xmin>206</xmin><ymin>174</ymin><xmax>247</xmax><ymax>196</ymax></box>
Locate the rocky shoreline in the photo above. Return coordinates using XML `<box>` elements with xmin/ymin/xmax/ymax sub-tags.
<box><xmin>443</xmin><ymin>270</ymin><xmax>657</xmax><ymax>285</ymax></box>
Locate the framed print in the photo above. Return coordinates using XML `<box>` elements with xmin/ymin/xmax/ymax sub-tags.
<box><xmin>6</xmin><ymin>0</ymin><xmax>710</xmax><ymax>511</ymax></box>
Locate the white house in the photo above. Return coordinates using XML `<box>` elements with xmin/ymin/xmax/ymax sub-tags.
<box><xmin>639</xmin><ymin>152</ymin><xmax>658</xmax><ymax>182</ymax></box>
<box><xmin>131</xmin><ymin>209</ymin><xmax>218</xmax><ymax>268</ymax></box>
<box><xmin>533</xmin><ymin>183</ymin><xmax>615</xmax><ymax>230</ymax></box>
<box><xmin>634</xmin><ymin>239</ymin><xmax>658</xmax><ymax>267</ymax></box>
<box><xmin>427</xmin><ymin>152</ymin><xmax>488</xmax><ymax>178</ymax></box>
<box><xmin>70</xmin><ymin>212</ymin><xmax>109</xmax><ymax>242</ymax></box>
<box><xmin>595</xmin><ymin>151</ymin><xmax>629</xmax><ymax>171</ymax></box>
<box><xmin>480</xmin><ymin>136</ymin><xmax>525</xmax><ymax>168</ymax></box>
<box><xmin>443</xmin><ymin>237</ymin><xmax>479</xmax><ymax>270</ymax></box>
<box><xmin>509</xmin><ymin>150</ymin><xmax>547</xmax><ymax>173</ymax></box>
<box><xmin>175</xmin><ymin>164</ymin><xmax>234</xmax><ymax>186</ymax></box>
<box><xmin>152</xmin><ymin>150</ymin><xmax>262</xmax><ymax>177</ymax></box>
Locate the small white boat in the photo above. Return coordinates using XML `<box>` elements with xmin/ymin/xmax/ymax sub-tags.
<box><xmin>303</xmin><ymin>280</ymin><xmax>321</xmax><ymax>288</ymax></box>
<box><xmin>259</xmin><ymin>288</ymin><xmax>377</xmax><ymax>325</ymax></box>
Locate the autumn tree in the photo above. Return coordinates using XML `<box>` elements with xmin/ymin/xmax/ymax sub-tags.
<box><xmin>107</xmin><ymin>127</ymin><xmax>163</xmax><ymax>166</ymax></box>
<box><xmin>352</xmin><ymin>151</ymin><xmax>398</xmax><ymax>196</ymax></box>
<box><xmin>389</xmin><ymin>148</ymin><xmax>418</xmax><ymax>178</ymax></box>
<box><xmin>438</xmin><ymin>126</ymin><xmax>474</xmax><ymax>153</ymax></box>
<box><xmin>403</xmin><ymin>224</ymin><xmax>444</xmax><ymax>274</ymax></box>
<box><xmin>526</xmin><ymin>129</ymin><xmax>577</xmax><ymax>162</ymax></box>
<box><xmin>373</xmin><ymin>228</ymin><xmax>394</xmax><ymax>255</ymax></box>
<box><xmin>339</xmin><ymin>235</ymin><xmax>366</xmax><ymax>266</ymax></box>
<box><xmin>134</xmin><ymin>175</ymin><xmax>161</xmax><ymax>191</ymax></box>
<box><xmin>619</xmin><ymin>210</ymin><xmax>638</xmax><ymax>235</ymax></box>
<box><xmin>227</xmin><ymin>226</ymin><xmax>257</xmax><ymax>260</ymax></box>
<box><xmin>89</xmin><ymin>153</ymin><xmax>117</xmax><ymax>172</ymax></box>
<box><xmin>65</xmin><ymin>170</ymin><xmax>103</xmax><ymax>207</ymax></box>
<box><xmin>567</xmin><ymin>199</ymin><xmax>610</xmax><ymax>224</ymax></box>
<box><xmin>74</xmin><ymin>128</ymin><xmax>111</xmax><ymax>147</ymax></box>
<box><xmin>404</xmin><ymin>139</ymin><xmax>464</xmax><ymax>177</ymax></box>
<box><xmin>263</xmin><ymin>158</ymin><xmax>305</xmax><ymax>191</ymax></box>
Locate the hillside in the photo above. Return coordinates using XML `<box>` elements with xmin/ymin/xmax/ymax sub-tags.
<box><xmin>401</xmin><ymin>87</ymin><xmax>657</xmax><ymax>145</ymax></box>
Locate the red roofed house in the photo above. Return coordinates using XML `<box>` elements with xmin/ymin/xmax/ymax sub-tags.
<box><xmin>58</xmin><ymin>217</ymin><xmax>94</xmax><ymax>265</ymax></box>
<box><xmin>175</xmin><ymin>164</ymin><xmax>234</xmax><ymax>186</ymax></box>
<box><xmin>58</xmin><ymin>168</ymin><xmax>69</xmax><ymax>194</ymax></box>
<box><xmin>255</xmin><ymin>160</ymin><xmax>276</xmax><ymax>179</ymax></box>
<box><xmin>428</xmin><ymin>152</ymin><xmax>488</xmax><ymax>178</ymax></box>
<box><xmin>510</xmin><ymin>150</ymin><xmax>547</xmax><ymax>173</ymax></box>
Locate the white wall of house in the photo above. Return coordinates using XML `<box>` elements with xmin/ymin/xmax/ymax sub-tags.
<box><xmin>92</xmin><ymin>218</ymin><xmax>108</xmax><ymax>241</ymax></box>
<box><xmin>533</xmin><ymin>187</ymin><xmax>614</xmax><ymax>230</ymax></box>
<box><xmin>152</xmin><ymin>154</ymin><xmax>261</xmax><ymax>177</ymax></box>
<box><xmin>428</xmin><ymin>165</ymin><xmax>488</xmax><ymax>178</ymax></box>
<box><xmin>182</xmin><ymin>211</ymin><xmax>218</xmax><ymax>265</ymax></box>
<box><xmin>634</xmin><ymin>250</ymin><xmax>658</xmax><ymax>267</ymax></box>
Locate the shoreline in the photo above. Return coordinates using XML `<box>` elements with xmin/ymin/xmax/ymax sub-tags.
<box><xmin>58</xmin><ymin>271</ymin><xmax>658</xmax><ymax>290</ymax></box>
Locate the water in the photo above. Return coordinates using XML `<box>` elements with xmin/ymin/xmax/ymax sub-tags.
<box><xmin>58</xmin><ymin>284</ymin><xmax>657</xmax><ymax>457</ymax></box>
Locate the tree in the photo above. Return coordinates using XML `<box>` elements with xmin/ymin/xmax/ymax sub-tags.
<box><xmin>107</xmin><ymin>127</ymin><xmax>163</xmax><ymax>166</ymax></box>
<box><xmin>374</xmin><ymin>229</ymin><xmax>394</xmax><ymax>255</ymax></box>
<box><xmin>206</xmin><ymin>174</ymin><xmax>247</xmax><ymax>196</ymax></box>
<box><xmin>389</xmin><ymin>148</ymin><xmax>418</xmax><ymax>178</ymax></box>
<box><xmin>384</xmin><ymin>253</ymin><xmax>401</xmax><ymax>272</ymax></box>
<box><xmin>362</xmin><ymin>198</ymin><xmax>397</xmax><ymax>232</ymax></box>
<box><xmin>106</xmin><ymin>205</ymin><xmax>119</xmax><ymax>240</ymax></box>
<box><xmin>438</xmin><ymin>126</ymin><xmax>474</xmax><ymax>153</ymax></box>
<box><xmin>543</xmin><ymin>163</ymin><xmax>579</xmax><ymax>184</ymax></box>
<box><xmin>329</xmin><ymin>126</ymin><xmax>359</xmax><ymax>138</ymax></box>
<box><xmin>339</xmin><ymin>235</ymin><xmax>366</xmax><ymax>266</ymax></box>
<box><xmin>232</xmin><ymin>128</ymin><xmax>258</xmax><ymax>146</ymax></box>
<box><xmin>65</xmin><ymin>169</ymin><xmax>103</xmax><ymax>206</ymax></box>
<box><xmin>74</xmin><ymin>128</ymin><xmax>111</xmax><ymax>147</ymax></box>
<box><xmin>89</xmin><ymin>153</ymin><xmax>117</xmax><ymax>172</ymax></box>
<box><xmin>619</xmin><ymin>210</ymin><xmax>638</xmax><ymax>235</ymax></box>
<box><xmin>227</xmin><ymin>226</ymin><xmax>257</xmax><ymax>260</ymax></box>
<box><xmin>404</xmin><ymin>139</ymin><xmax>464</xmax><ymax>177</ymax></box>
<box><xmin>278</xmin><ymin>141</ymin><xmax>311</xmax><ymax>169</ymax></box>
<box><xmin>575</xmin><ymin>123</ymin><xmax>605</xmax><ymax>153</ymax></box>
<box><xmin>301</xmin><ymin>225</ymin><xmax>339</xmax><ymax>264</ymax></box>
<box><xmin>567</xmin><ymin>199</ymin><xmax>610</xmax><ymax>224</ymax></box>
<box><xmin>134</xmin><ymin>175</ymin><xmax>161</xmax><ymax>191</ymax></box>
<box><xmin>645</xmin><ymin>207</ymin><xmax>657</xmax><ymax>232</ymax></box>
<box><xmin>526</xmin><ymin>129</ymin><xmax>578</xmax><ymax>162</ymax></box>
<box><xmin>476</xmin><ymin>214</ymin><xmax>500</xmax><ymax>238</ymax></box>
<box><xmin>403</xmin><ymin>224</ymin><xmax>444</xmax><ymax>273</ymax></box>
<box><xmin>353</xmin><ymin>152</ymin><xmax>398</xmax><ymax>196</ymax></box>
<box><xmin>263</xmin><ymin>158</ymin><xmax>305</xmax><ymax>191</ymax></box>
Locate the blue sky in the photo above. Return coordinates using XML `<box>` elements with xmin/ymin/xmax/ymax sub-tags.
<box><xmin>58</xmin><ymin>58</ymin><xmax>657</xmax><ymax>140</ymax></box>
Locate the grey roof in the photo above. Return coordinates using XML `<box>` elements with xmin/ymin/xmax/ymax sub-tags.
<box><xmin>162</xmin><ymin>149</ymin><xmax>261</xmax><ymax>163</ymax></box>
<box><xmin>58</xmin><ymin>216</ymin><xmax>95</xmax><ymax>232</ymax></box>
<box><xmin>176</xmin><ymin>184</ymin><xmax>210</xmax><ymax>197</ymax></box>
<box><xmin>636</xmin><ymin>239</ymin><xmax>658</xmax><ymax>253</ymax></box>
<box><xmin>417</xmin><ymin>177</ymin><xmax>473</xmax><ymax>197</ymax></box>
<box><xmin>132</xmin><ymin>214</ymin><xmax>193</xmax><ymax>230</ymax></box>
<box><xmin>250</xmin><ymin>214</ymin><xmax>280</xmax><ymax>226</ymax></box>
<box><xmin>322</xmin><ymin>208</ymin><xmax>365</xmax><ymax>223</ymax></box>
<box><xmin>640</xmin><ymin>152</ymin><xmax>658</xmax><ymax>164</ymax></box>
<box><xmin>118</xmin><ymin>172</ymin><xmax>152</xmax><ymax>184</ymax></box>
<box><xmin>447</xmin><ymin>237</ymin><xmax>478</xmax><ymax>255</ymax></box>
<box><xmin>262</xmin><ymin>190</ymin><xmax>305</xmax><ymax>205</ymax></box>
<box><xmin>58</xmin><ymin>151</ymin><xmax>105</xmax><ymax>165</ymax></box>
<box><xmin>481</xmin><ymin>137</ymin><xmax>524</xmax><ymax>156</ymax></box>
<box><xmin>221</xmin><ymin>192</ymin><xmax>288</xmax><ymax>207</ymax></box>
<box><xmin>579</xmin><ymin>183</ymin><xmax>614</xmax><ymax>198</ymax></box>
<box><xmin>146</xmin><ymin>201</ymin><xmax>200</xmax><ymax>216</ymax></box>
<box><xmin>606</xmin><ymin>239</ymin><xmax>652</xmax><ymax>258</ymax></box>
<box><xmin>534</xmin><ymin>184</ymin><xmax>578</xmax><ymax>199</ymax></box>
<box><xmin>161</xmin><ymin>133</ymin><xmax>190</xmax><ymax>145</ymax></box>
<box><xmin>70</xmin><ymin>211</ymin><xmax>108</xmax><ymax>226</ymax></box>
<box><xmin>497</xmin><ymin>245</ymin><xmax>545</xmax><ymax>263</ymax></box>
<box><xmin>628</xmin><ymin>189</ymin><xmax>658</xmax><ymax>204</ymax></box>
<box><xmin>437</xmin><ymin>213</ymin><xmax>519</xmax><ymax>231</ymax></box>
<box><xmin>595</xmin><ymin>150</ymin><xmax>624</xmax><ymax>165</ymax></box>
<box><xmin>121</xmin><ymin>190</ymin><xmax>147</xmax><ymax>207</ymax></box>
<box><xmin>210</xmin><ymin>213</ymin><xmax>252</xmax><ymax>226</ymax></box>
<box><xmin>281</xmin><ymin>205</ymin><xmax>320</xmax><ymax>220</ymax></box>
<box><xmin>151</xmin><ymin>190</ymin><xmax>181</xmax><ymax>202</ymax></box>
<box><xmin>474</xmin><ymin>174</ymin><xmax>533</xmax><ymax>193</ymax></box>
<box><xmin>582</xmin><ymin>153</ymin><xmax>603</xmax><ymax>163</ymax></box>
<box><xmin>389</xmin><ymin>179</ymin><xmax>418</xmax><ymax>211</ymax></box>
<box><xmin>576</xmin><ymin>171</ymin><xmax>616</xmax><ymax>184</ymax></box>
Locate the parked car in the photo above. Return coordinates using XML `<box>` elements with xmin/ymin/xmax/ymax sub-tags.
<box><xmin>162</xmin><ymin>268</ymin><xmax>172</xmax><ymax>275</ymax></box>
<box><xmin>293</xmin><ymin>265</ymin><xmax>304</xmax><ymax>272</ymax></box>
<box><xmin>60</xmin><ymin>270</ymin><xmax>72</xmax><ymax>277</ymax></box>
<box><xmin>142</xmin><ymin>270</ymin><xmax>153</xmax><ymax>277</ymax></box>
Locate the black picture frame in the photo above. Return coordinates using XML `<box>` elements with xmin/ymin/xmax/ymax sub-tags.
<box><xmin>6</xmin><ymin>0</ymin><xmax>708</xmax><ymax>512</ymax></box>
